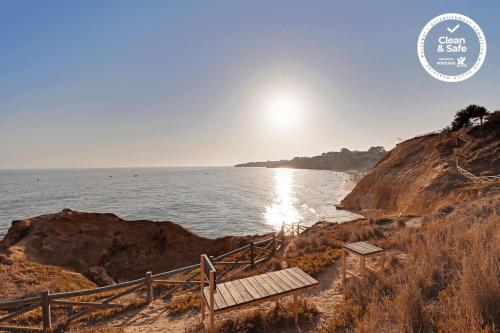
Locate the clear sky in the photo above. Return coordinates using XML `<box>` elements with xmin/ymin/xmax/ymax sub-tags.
<box><xmin>1</xmin><ymin>1</ymin><xmax>499</xmax><ymax>168</ymax></box>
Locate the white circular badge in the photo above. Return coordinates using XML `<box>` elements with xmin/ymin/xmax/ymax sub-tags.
<box><xmin>417</xmin><ymin>13</ymin><xmax>486</xmax><ymax>82</ymax></box>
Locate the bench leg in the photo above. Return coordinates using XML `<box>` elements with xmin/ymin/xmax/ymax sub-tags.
<box><xmin>342</xmin><ymin>249</ymin><xmax>346</xmax><ymax>283</ymax></box>
<box><xmin>210</xmin><ymin>308</ymin><xmax>215</xmax><ymax>333</ymax></box>
<box><xmin>293</xmin><ymin>292</ymin><xmax>299</xmax><ymax>325</ymax></box>
<box><xmin>200</xmin><ymin>298</ymin><xmax>205</xmax><ymax>322</ymax></box>
<box><xmin>342</xmin><ymin>249</ymin><xmax>347</xmax><ymax>300</ymax></box>
<box><xmin>360</xmin><ymin>256</ymin><xmax>366</xmax><ymax>281</ymax></box>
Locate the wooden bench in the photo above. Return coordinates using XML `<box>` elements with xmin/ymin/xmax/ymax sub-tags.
<box><xmin>200</xmin><ymin>254</ymin><xmax>319</xmax><ymax>332</ymax></box>
<box><xmin>342</xmin><ymin>241</ymin><xmax>383</xmax><ymax>282</ymax></box>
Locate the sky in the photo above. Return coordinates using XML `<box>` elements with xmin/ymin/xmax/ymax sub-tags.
<box><xmin>0</xmin><ymin>1</ymin><xmax>499</xmax><ymax>168</ymax></box>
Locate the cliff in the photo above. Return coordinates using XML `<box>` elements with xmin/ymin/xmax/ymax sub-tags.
<box><xmin>235</xmin><ymin>146</ymin><xmax>386</xmax><ymax>171</ymax></box>
<box><xmin>341</xmin><ymin>122</ymin><xmax>500</xmax><ymax>217</ymax></box>
<box><xmin>0</xmin><ymin>210</ymin><xmax>265</xmax><ymax>287</ymax></box>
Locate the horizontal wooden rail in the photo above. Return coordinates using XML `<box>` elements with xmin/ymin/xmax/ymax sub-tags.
<box><xmin>154</xmin><ymin>279</ymin><xmax>200</xmax><ymax>285</ymax></box>
<box><xmin>0</xmin><ymin>325</ymin><xmax>42</xmax><ymax>332</ymax></box>
<box><xmin>0</xmin><ymin>296</ymin><xmax>41</xmax><ymax>309</ymax></box>
<box><xmin>50</xmin><ymin>300</ymin><xmax>123</xmax><ymax>308</ymax></box>
<box><xmin>0</xmin><ymin>304</ymin><xmax>39</xmax><ymax>323</ymax></box>
<box><xmin>214</xmin><ymin>261</ymin><xmax>252</xmax><ymax>265</ymax></box>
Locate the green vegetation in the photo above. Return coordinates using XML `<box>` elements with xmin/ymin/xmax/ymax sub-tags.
<box><xmin>451</xmin><ymin>104</ymin><xmax>489</xmax><ymax>130</ymax></box>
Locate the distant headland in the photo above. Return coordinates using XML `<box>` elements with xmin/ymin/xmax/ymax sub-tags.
<box><xmin>235</xmin><ymin>146</ymin><xmax>386</xmax><ymax>172</ymax></box>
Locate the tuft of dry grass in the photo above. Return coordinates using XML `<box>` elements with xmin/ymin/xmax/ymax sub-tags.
<box><xmin>186</xmin><ymin>300</ymin><xmax>319</xmax><ymax>333</ymax></box>
<box><xmin>165</xmin><ymin>292</ymin><xmax>200</xmax><ymax>316</ymax></box>
<box><xmin>286</xmin><ymin>249</ymin><xmax>340</xmax><ymax>278</ymax></box>
<box><xmin>0</xmin><ymin>256</ymin><xmax>96</xmax><ymax>301</ymax></box>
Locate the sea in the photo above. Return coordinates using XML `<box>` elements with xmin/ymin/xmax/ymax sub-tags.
<box><xmin>0</xmin><ymin>167</ymin><xmax>359</xmax><ymax>239</ymax></box>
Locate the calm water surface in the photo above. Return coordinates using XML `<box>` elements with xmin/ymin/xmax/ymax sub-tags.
<box><xmin>0</xmin><ymin>167</ymin><xmax>358</xmax><ymax>238</ymax></box>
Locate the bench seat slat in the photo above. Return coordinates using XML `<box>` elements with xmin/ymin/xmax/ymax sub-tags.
<box><xmin>344</xmin><ymin>241</ymin><xmax>383</xmax><ymax>256</ymax></box>
<box><xmin>262</xmin><ymin>273</ymin><xmax>289</xmax><ymax>293</ymax></box>
<box><xmin>273</xmin><ymin>270</ymin><xmax>301</xmax><ymax>289</ymax></box>
<box><xmin>232</xmin><ymin>280</ymin><xmax>254</xmax><ymax>303</ymax></box>
<box><xmin>252</xmin><ymin>275</ymin><xmax>279</xmax><ymax>295</ymax></box>
<box><xmin>289</xmin><ymin>267</ymin><xmax>318</xmax><ymax>285</ymax></box>
<box><xmin>246</xmin><ymin>276</ymin><xmax>269</xmax><ymax>297</ymax></box>
<box><xmin>224</xmin><ymin>281</ymin><xmax>245</xmax><ymax>305</ymax></box>
<box><xmin>213</xmin><ymin>289</ymin><xmax>227</xmax><ymax>309</ymax></box>
<box><xmin>280</xmin><ymin>270</ymin><xmax>306</xmax><ymax>288</ymax></box>
<box><xmin>239</xmin><ymin>278</ymin><xmax>261</xmax><ymax>300</ymax></box>
<box><xmin>217</xmin><ymin>284</ymin><xmax>237</xmax><ymax>307</ymax></box>
<box><xmin>285</xmin><ymin>268</ymin><xmax>312</xmax><ymax>286</ymax></box>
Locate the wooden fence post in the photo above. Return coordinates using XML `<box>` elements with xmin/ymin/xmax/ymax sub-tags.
<box><xmin>41</xmin><ymin>290</ymin><xmax>51</xmax><ymax>332</ymax></box>
<box><xmin>250</xmin><ymin>242</ymin><xmax>254</xmax><ymax>266</ymax></box>
<box><xmin>209</xmin><ymin>271</ymin><xmax>215</xmax><ymax>333</ymax></box>
<box><xmin>281</xmin><ymin>223</ymin><xmax>285</xmax><ymax>241</ymax></box>
<box><xmin>272</xmin><ymin>235</ymin><xmax>276</xmax><ymax>255</ymax></box>
<box><xmin>145</xmin><ymin>271</ymin><xmax>153</xmax><ymax>304</ymax></box>
<box><xmin>200</xmin><ymin>255</ymin><xmax>206</xmax><ymax>323</ymax></box>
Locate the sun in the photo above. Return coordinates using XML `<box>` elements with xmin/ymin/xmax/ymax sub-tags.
<box><xmin>264</xmin><ymin>93</ymin><xmax>303</xmax><ymax>132</ymax></box>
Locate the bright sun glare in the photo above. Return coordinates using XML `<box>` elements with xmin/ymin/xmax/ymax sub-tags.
<box><xmin>264</xmin><ymin>93</ymin><xmax>303</xmax><ymax>132</ymax></box>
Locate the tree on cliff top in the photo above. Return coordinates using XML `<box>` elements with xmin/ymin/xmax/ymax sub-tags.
<box><xmin>451</xmin><ymin>104</ymin><xmax>489</xmax><ymax>130</ymax></box>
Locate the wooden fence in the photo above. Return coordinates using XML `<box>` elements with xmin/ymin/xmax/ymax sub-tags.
<box><xmin>0</xmin><ymin>222</ymin><xmax>307</xmax><ymax>332</ymax></box>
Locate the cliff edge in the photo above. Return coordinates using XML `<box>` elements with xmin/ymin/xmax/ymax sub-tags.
<box><xmin>0</xmin><ymin>210</ymin><xmax>263</xmax><ymax>286</ymax></box>
<box><xmin>341</xmin><ymin>122</ymin><xmax>500</xmax><ymax>217</ymax></box>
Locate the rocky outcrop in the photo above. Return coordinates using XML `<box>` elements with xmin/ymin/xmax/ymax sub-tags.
<box><xmin>0</xmin><ymin>210</ymin><xmax>265</xmax><ymax>281</ymax></box>
<box><xmin>235</xmin><ymin>146</ymin><xmax>386</xmax><ymax>171</ymax></box>
<box><xmin>341</xmin><ymin>123</ymin><xmax>500</xmax><ymax>217</ymax></box>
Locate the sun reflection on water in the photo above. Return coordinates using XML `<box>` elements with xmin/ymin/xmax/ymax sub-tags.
<box><xmin>264</xmin><ymin>168</ymin><xmax>302</xmax><ymax>229</ymax></box>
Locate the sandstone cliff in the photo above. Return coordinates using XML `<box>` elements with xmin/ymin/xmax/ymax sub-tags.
<box><xmin>341</xmin><ymin>122</ymin><xmax>500</xmax><ymax>217</ymax></box>
<box><xmin>0</xmin><ymin>210</ymin><xmax>264</xmax><ymax>284</ymax></box>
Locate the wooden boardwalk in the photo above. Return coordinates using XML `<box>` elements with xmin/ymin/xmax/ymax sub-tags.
<box><xmin>202</xmin><ymin>267</ymin><xmax>318</xmax><ymax>313</ymax></box>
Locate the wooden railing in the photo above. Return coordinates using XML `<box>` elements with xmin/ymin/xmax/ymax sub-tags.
<box><xmin>0</xmin><ymin>222</ymin><xmax>308</xmax><ymax>332</ymax></box>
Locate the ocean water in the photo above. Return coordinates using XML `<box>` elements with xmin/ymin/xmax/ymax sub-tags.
<box><xmin>0</xmin><ymin>167</ymin><xmax>358</xmax><ymax>239</ymax></box>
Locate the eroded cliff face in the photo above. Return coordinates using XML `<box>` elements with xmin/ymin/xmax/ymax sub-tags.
<box><xmin>0</xmin><ymin>210</ymin><xmax>263</xmax><ymax>281</ymax></box>
<box><xmin>341</xmin><ymin>124</ymin><xmax>500</xmax><ymax>217</ymax></box>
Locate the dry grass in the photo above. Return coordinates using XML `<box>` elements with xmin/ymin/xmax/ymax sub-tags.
<box><xmin>323</xmin><ymin>200</ymin><xmax>499</xmax><ymax>333</ymax></box>
<box><xmin>284</xmin><ymin>219</ymin><xmax>399</xmax><ymax>278</ymax></box>
<box><xmin>0</xmin><ymin>256</ymin><xmax>96</xmax><ymax>301</ymax></box>
<box><xmin>165</xmin><ymin>292</ymin><xmax>200</xmax><ymax>316</ymax></box>
<box><xmin>187</xmin><ymin>300</ymin><xmax>319</xmax><ymax>333</ymax></box>
<box><xmin>286</xmin><ymin>248</ymin><xmax>340</xmax><ymax>278</ymax></box>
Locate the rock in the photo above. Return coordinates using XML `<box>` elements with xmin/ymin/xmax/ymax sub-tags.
<box><xmin>83</xmin><ymin>266</ymin><xmax>115</xmax><ymax>286</ymax></box>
